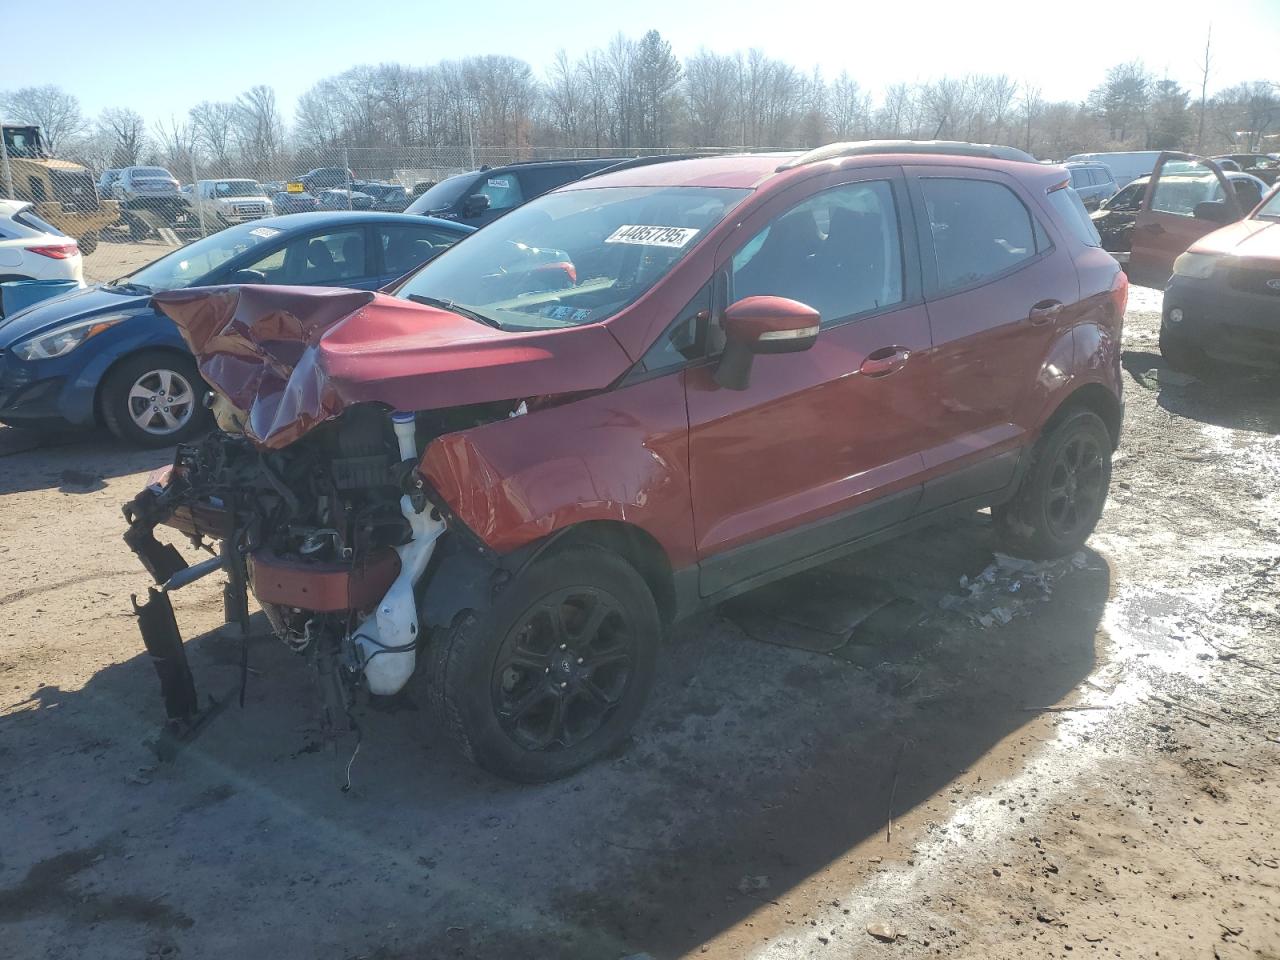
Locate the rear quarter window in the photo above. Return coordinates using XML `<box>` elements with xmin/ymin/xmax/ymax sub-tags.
<box><xmin>1046</xmin><ymin>187</ymin><xmax>1102</xmax><ymax>247</ymax></box>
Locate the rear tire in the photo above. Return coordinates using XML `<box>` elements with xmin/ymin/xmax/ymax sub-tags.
<box><xmin>77</xmin><ymin>231</ymin><xmax>99</xmax><ymax>256</ymax></box>
<box><xmin>994</xmin><ymin>409</ymin><xmax>1112</xmax><ymax>560</ymax></box>
<box><xmin>426</xmin><ymin>544</ymin><xmax>661</xmax><ymax>782</ymax></box>
<box><xmin>100</xmin><ymin>351</ymin><xmax>210</xmax><ymax>448</ymax></box>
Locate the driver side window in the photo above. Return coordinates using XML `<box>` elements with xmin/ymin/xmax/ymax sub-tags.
<box><xmin>729</xmin><ymin>180</ymin><xmax>905</xmax><ymax>325</ymax></box>
<box><xmin>475</xmin><ymin>174</ymin><xmax>524</xmax><ymax>213</ymax></box>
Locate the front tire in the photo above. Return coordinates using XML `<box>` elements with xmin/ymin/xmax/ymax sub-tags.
<box><xmin>426</xmin><ymin>544</ymin><xmax>661</xmax><ymax>782</ymax></box>
<box><xmin>100</xmin><ymin>351</ymin><xmax>210</xmax><ymax>448</ymax></box>
<box><xmin>994</xmin><ymin>409</ymin><xmax>1112</xmax><ymax>560</ymax></box>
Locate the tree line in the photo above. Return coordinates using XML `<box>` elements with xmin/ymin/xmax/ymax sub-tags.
<box><xmin>3</xmin><ymin>29</ymin><xmax>1277</xmax><ymax>180</ymax></box>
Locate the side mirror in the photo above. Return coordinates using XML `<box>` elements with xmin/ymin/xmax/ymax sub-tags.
<box><xmin>462</xmin><ymin>194</ymin><xmax>491</xmax><ymax>217</ymax></box>
<box><xmin>714</xmin><ymin>296</ymin><xmax>820</xmax><ymax>390</ymax></box>
<box><xmin>1193</xmin><ymin>200</ymin><xmax>1236</xmax><ymax>224</ymax></box>
<box><xmin>226</xmin><ymin>269</ymin><xmax>266</xmax><ymax>285</ymax></box>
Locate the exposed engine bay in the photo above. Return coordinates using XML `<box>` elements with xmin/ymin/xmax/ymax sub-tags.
<box><xmin>122</xmin><ymin>399</ymin><xmax>519</xmax><ymax>751</ymax></box>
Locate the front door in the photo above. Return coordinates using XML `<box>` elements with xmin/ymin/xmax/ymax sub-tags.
<box><xmin>1129</xmin><ymin>152</ymin><xmax>1242</xmax><ymax>287</ymax></box>
<box><xmin>684</xmin><ymin>169</ymin><xmax>935</xmax><ymax>596</ymax></box>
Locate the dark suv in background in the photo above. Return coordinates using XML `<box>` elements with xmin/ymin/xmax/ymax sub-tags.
<box><xmin>405</xmin><ymin>157</ymin><xmax>631</xmax><ymax>226</ymax></box>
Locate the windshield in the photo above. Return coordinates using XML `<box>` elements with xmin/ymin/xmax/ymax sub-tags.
<box><xmin>405</xmin><ymin>173</ymin><xmax>474</xmax><ymax>214</ymax></box>
<box><xmin>395</xmin><ymin>185</ymin><xmax>749</xmax><ymax>331</ymax></box>
<box><xmin>125</xmin><ymin>220</ymin><xmax>285</xmax><ymax>291</ymax></box>
<box><xmin>214</xmin><ymin>180</ymin><xmax>263</xmax><ymax>197</ymax></box>
<box><xmin>134</xmin><ymin>167</ymin><xmax>172</xmax><ymax>179</ymax></box>
<box><xmin>1256</xmin><ymin>187</ymin><xmax>1280</xmax><ymax>220</ymax></box>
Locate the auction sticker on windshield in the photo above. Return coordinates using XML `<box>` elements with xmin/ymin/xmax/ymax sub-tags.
<box><xmin>249</xmin><ymin>227</ymin><xmax>282</xmax><ymax>239</ymax></box>
<box><xmin>605</xmin><ymin>225</ymin><xmax>700</xmax><ymax>248</ymax></box>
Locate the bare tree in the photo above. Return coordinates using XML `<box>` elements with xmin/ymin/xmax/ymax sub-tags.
<box><xmin>1017</xmin><ymin>82</ymin><xmax>1044</xmax><ymax>154</ymax></box>
<box><xmin>683</xmin><ymin>51</ymin><xmax>737</xmax><ymax>146</ymax></box>
<box><xmin>827</xmin><ymin>72</ymin><xmax>868</xmax><ymax>141</ymax></box>
<box><xmin>543</xmin><ymin>50</ymin><xmax>582</xmax><ymax>146</ymax></box>
<box><xmin>98</xmin><ymin>107</ymin><xmax>147</xmax><ymax>166</ymax></box>
<box><xmin>1196</xmin><ymin>25</ymin><xmax>1212</xmax><ymax>151</ymax></box>
<box><xmin>190</xmin><ymin>101</ymin><xmax>237</xmax><ymax>174</ymax></box>
<box><xmin>233</xmin><ymin>85</ymin><xmax>284</xmax><ymax>178</ymax></box>
<box><xmin>0</xmin><ymin>85</ymin><xmax>87</xmax><ymax>152</ymax></box>
<box><xmin>153</xmin><ymin>116</ymin><xmax>198</xmax><ymax>173</ymax></box>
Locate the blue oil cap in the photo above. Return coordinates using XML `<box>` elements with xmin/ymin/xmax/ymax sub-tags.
<box><xmin>391</xmin><ymin>411</ymin><xmax>415</xmax><ymax>423</ymax></box>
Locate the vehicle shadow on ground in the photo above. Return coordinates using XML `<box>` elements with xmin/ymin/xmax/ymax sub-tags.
<box><xmin>0</xmin><ymin>516</ymin><xmax>1108</xmax><ymax>960</ymax></box>
<box><xmin>1122</xmin><ymin>349</ymin><xmax>1280</xmax><ymax>435</ymax></box>
<box><xmin>0</xmin><ymin>425</ymin><xmax>173</xmax><ymax>494</ymax></box>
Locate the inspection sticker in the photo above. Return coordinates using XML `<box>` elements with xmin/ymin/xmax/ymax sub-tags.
<box><xmin>249</xmin><ymin>226</ymin><xmax>282</xmax><ymax>239</ymax></box>
<box><xmin>605</xmin><ymin>224</ymin><xmax>700</xmax><ymax>248</ymax></box>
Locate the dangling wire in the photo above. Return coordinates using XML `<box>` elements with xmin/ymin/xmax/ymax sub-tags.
<box><xmin>341</xmin><ymin>712</ymin><xmax>362</xmax><ymax>793</ymax></box>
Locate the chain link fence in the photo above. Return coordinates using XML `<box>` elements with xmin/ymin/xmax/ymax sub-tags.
<box><xmin>0</xmin><ymin>132</ymin><xmax>727</xmax><ymax>281</ymax></box>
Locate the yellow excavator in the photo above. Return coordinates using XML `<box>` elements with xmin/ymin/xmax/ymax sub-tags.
<box><xmin>1</xmin><ymin>123</ymin><xmax>119</xmax><ymax>254</ymax></box>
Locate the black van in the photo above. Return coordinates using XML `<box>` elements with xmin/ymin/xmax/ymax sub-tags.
<box><xmin>404</xmin><ymin>158</ymin><xmax>628</xmax><ymax>227</ymax></box>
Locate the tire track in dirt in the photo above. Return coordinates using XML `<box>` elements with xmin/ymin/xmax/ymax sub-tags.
<box><xmin>0</xmin><ymin>570</ymin><xmax>136</xmax><ymax>609</ymax></box>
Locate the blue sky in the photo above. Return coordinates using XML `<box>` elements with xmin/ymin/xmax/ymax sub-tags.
<box><xmin>2</xmin><ymin>0</ymin><xmax>1277</xmax><ymax>122</ymax></box>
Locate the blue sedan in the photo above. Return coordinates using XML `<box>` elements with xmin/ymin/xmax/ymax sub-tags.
<box><xmin>0</xmin><ymin>211</ymin><xmax>473</xmax><ymax>447</ymax></box>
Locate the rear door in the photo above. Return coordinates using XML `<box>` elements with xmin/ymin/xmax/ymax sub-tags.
<box><xmin>1129</xmin><ymin>152</ymin><xmax>1242</xmax><ymax>287</ymax></box>
<box><xmin>905</xmin><ymin>166</ymin><xmax>1078</xmax><ymax>502</ymax></box>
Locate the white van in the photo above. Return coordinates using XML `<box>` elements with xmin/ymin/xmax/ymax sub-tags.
<box><xmin>1065</xmin><ymin>151</ymin><xmax>1163</xmax><ymax>188</ymax></box>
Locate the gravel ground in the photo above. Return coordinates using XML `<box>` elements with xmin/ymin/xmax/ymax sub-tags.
<box><xmin>0</xmin><ymin>286</ymin><xmax>1276</xmax><ymax>960</ymax></box>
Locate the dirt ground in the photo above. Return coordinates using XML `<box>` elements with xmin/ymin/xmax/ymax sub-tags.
<box><xmin>0</xmin><ymin>286</ymin><xmax>1277</xmax><ymax>960</ymax></box>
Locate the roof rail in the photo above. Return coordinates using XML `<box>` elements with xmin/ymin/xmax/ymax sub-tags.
<box><xmin>577</xmin><ymin>154</ymin><xmax>700</xmax><ymax>180</ymax></box>
<box><xmin>777</xmin><ymin>140</ymin><xmax>1038</xmax><ymax>171</ymax></box>
<box><xmin>488</xmin><ymin>156</ymin><xmax>632</xmax><ymax>169</ymax></box>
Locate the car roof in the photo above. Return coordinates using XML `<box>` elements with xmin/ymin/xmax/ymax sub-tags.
<box><xmin>256</xmin><ymin>211</ymin><xmax>474</xmax><ymax>232</ymax></box>
<box><xmin>561</xmin><ymin>153</ymin><xmax>799</xmax><ymax>190</ymax></box>
<box><xmin>563</xmin><ymin>144</ymin><xmax>1056</xmax><ymax>193</ymax></box>
<box><xmin>0</xmin><ymin>197</ymin><xmax>30</xmax><ymax>217</ymax></box>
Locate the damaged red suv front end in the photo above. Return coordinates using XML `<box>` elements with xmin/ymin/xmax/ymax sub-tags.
<box><xmin>122</xmin><ymin>147</ymin><xmax>1124</xmax><ymax>782</ymax></box>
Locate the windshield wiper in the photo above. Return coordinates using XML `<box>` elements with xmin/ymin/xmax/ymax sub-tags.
<box><xmin>406</xmin><ymin>294</ymin><xmax>501</xmax><ymax>329</ymax></box>
<box><xmin>107</xmin><ymin>279</ymin><xmax>153</xmax><ymax>295</ymax></box>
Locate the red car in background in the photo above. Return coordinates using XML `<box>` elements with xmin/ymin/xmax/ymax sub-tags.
<box><xmin>1161</xmin><ymin>179</ymin><xmax>1280</xmax><ymax>372</ymax></box>
<box><xmin>124</xmin><ymin>142</ymin><xmax>1126</xmax><ymax>782</ymax></box>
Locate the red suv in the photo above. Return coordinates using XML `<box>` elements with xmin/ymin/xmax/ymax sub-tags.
<box><xmin>124</xmin><ymin>142</ymin><xmax>1127</xmax><ymax>782</ymax></box>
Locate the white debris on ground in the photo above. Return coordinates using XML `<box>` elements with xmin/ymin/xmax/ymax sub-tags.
<box><xmin>939</xmin><ymin>551</ymin><xmax>1092</xmax><ymax>628</ymax></box>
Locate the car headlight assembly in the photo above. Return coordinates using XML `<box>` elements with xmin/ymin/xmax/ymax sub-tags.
<box><xmin>12</xmin><ymin>313</ymin><xmax>130</xmax><ymax>361</ymax></box>
<box><xmin>1172</xmin><ymin>252</ymin><xmax>1220</xmax><ymax>280</ymax></box>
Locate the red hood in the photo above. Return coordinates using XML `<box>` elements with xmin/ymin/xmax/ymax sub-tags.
<box><xmin>1187</xmin><ymin>217</ymin><xmax>1280</xmax><ymax>263</ymax></box>
<box><xmin>152</xmin><ymin>285</ymin><xmax>633</xmax><ymax>449</ymax></box>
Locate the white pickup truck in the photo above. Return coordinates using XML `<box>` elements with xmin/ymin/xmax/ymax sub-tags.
<box><xmin>184</xmin><ymin>179</ymin><xmax>275</xmax><ymax>226</ymax></box>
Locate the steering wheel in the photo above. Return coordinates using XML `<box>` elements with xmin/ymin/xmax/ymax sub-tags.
<box><xmin>226</xmin><ymin>269</ymin><xmax>267</xmax><ymax>285</ymax></box>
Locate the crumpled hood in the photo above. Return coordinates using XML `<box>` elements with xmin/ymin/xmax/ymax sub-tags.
<box><xmin>151</xmin><ymin>285</ymin><xmax>633</xmax><ymax>449</ymax></box>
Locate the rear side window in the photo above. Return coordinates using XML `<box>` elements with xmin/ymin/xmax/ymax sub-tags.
<box><xmin>518</xmin><ymin>165</ymin><xmax>587</xmax><ymax>197</ymax></box>
<box><xmin>1046</xmin><ymin>187</ymin><xmax>1102</xmax><ymax>247</ymax></box>
<box><xmin>13</xmin><ymin>209</ymin><xmax>66</xmax><ymax>236</ymax></box>
<box><xmin>1070</xmin><ymin>168</ymin><xmax>1088</xmax><ymax>188</ymax></box>
<box><xmin>920</xmin><ymin>178</ymin><xmax>1041</xmax><ymax>293</ymax></box>
<box><xmin>377</xmin><ymin>223</ymin><xmax>465</xmax><ymax>275</ymax></box>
